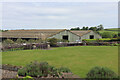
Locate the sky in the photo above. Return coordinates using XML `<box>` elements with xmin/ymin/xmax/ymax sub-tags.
<box><xmin>2</xmin><ymin>2</ymin><xmax>118</xmax><ymax>30</ymax></box>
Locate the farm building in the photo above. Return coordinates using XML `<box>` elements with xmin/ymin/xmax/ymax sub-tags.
<box><xmin>0</xmin><ymin>29</ymin><xmax>102</xmax><ymax>42</ymax></box>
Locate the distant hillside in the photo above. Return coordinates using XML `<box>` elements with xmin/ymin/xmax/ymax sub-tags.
<box><xmin>104</xmin><ymin>28</ymin><xmax>120</xmax><ymax>31</ymax></box>
<box><xmin>98</xmin><ymin>28</ymin><xmax>119</xmax><ymax>34</ymax></box>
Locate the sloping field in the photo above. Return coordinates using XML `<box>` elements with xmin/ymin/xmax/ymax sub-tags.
<box><xmin>2</xmin><ymin>46</ymin><xmax>118</xmax><ymax>78</ymax></box>
<box><xmin>99</xmin><ymin>28</ymin><xmax>119</xmax><ymax>34</ymax></box>
<box><xmin>105</xmin><ymin>28</ymin><xmax>120</xmax><ymax>31</ymax></box>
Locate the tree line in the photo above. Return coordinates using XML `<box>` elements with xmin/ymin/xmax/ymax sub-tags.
<box><xmin>70</xmin><ymin>24</ymin><xmax>104</xmax><ymax>31</ymax></box>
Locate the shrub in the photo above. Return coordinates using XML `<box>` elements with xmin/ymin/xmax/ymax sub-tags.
<box><xmin>111</xmin><ymin>43</ymin><xmax>119</xmax><ymax>46</ymax></box>
<box><xmin>86</xmin><ymin>66</ymin><xmax>117</xmax><ymax>79</ymax></box>
<box><xmin>27</xmin><ymin>39</ymin><xmax>36</xmax><ymax>43</ymax></box>
<box><xmin>23</xmin><ymin>76</ymin><xmax>33</xmax><ymax>80</ymax></box>
<box><xmin>18</xmin><ymin>68</ymin><xmax>26</xmax><ymax>76</ymax></box>
<box><xmin>16</xmin><ymin>38</ymin><xmax>26</xmax><ymax>43</ymax></box>
<box><xmin>100</xmin><ymin>32</ymin><xmax>114</xmax><ymax>38</ymax></box>
<box><xmin>3</xmin><ymin>39</ymin><xmax>14</xmax><ymax>44</ymax></box>
<box><xmin>18</xmin><ymin>61</ymin><xmax>65</xmax><ymax>78</ymax></box>
<box><xmin>35</xmin><ymin>39</ymin><xmax>43</xmax><ymax>43</ymax></box>
<box><xmin>58</xmin><ymin>67</ymin><xmax>71</xmax><ymax>73</ymax></box>
<box><xmin>48</xmin><ymin>38</ymin><xmax>58</xmax><ymax>47</ymax></box>
<box><xmin>57</xmin><ymin>39</ymin><xmax>69</xmax><ymax>42</ymax></box>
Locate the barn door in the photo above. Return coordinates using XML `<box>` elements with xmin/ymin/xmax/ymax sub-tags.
<box><xmin>90</xmin><ymin>35</ymin><xmax>94</xmax><ymax>39</ymax></box>
<box><xmin>63</xmin><ymin>35</ymin><xmax>69</xmax><ymax>40</ymax></box>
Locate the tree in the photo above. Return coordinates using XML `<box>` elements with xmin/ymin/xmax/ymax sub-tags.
<box><xmin>81</xmin><ymin>26</ymin><xmax>86</xmax><ymax>30</ymax></box>
<box><xmin>28</xmin><ymin>39</ymin><xmax>36</xmax><ymax>43</ymax></box>
<box><xmin>89</xmin><ymin>27</ymin><xmax>97</xmax><ymax>31</ymax></box>
<box><xmin>100</xmin><ymin>32</ymin><xmax>113</xmax><ymax>38</ymax></box>
<box><xmin>3</xmin><ymin>39</ymin><xmax>14</xmax><ymax>44</ymax></box>
<box><xmin>48</xmin><ymin>38</ymin><xmax>58</xmax><ymax>47</ymax></box>
<box><xmin>70</xmin><ymin>27</ymin><xmax>80</xmax><ymax>30</ymax></box>
<box><xmin>16</xmin><ymin>38</ymin><xmax>26</xmax><ymax>43</ymax></box>
<box><xmin>36</xmin><ymin>38</ymin><xmax>43</xmax><ymax>43</ymax></box>
<box><xmin>86</xmin><ymin>27</ymin><xmax>89</xmax><ymax>30</ymax></box>
<box><xmin>97</xmin><ymin>24</ymin><xmax>104</xmax><ymax>31</ymax></box>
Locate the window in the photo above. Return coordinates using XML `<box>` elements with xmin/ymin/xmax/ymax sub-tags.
<box><xmin>63</xmin><ymin>35</ymin><xmax>68</xmax><ymax>40</ymax></box>
<box><xmin>90</xmin><ymin>35</ymin><xmax>94</xmax><ymax>39</ymax></box>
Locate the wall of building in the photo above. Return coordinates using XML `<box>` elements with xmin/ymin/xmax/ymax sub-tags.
<box><xmin>48</xmin><ymin>30</ymin><xmax>81</xmax><ymax>42</ymax></box>
<box><xmin>48</xmin><ymin>30</ymin><xmax>102</xmax><ymax>42</ymax></box>
<box><xmin>81</xmin><ymin>31</ymin><xmax>102</xmax><ymax>40</ymax></box>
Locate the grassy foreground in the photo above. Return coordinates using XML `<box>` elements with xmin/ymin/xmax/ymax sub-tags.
<box><xmin>2</xmin><ymin>46</ymin><xmax>118</xmax><ymax>78</ymax></box>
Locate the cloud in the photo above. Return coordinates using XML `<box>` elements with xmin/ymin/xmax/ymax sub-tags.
<box><xmin>2</xmin><ymin>2</ymin><xmax>118</xmax><ymax>30</ymax></box>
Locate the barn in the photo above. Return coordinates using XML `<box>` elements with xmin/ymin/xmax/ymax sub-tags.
<box><xmin>1</xmin><ymin>29</ymin><xmax>102</xmax><ymax>42</ymax></box>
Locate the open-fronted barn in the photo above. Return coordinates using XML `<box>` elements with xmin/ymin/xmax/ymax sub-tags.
<box><xmin>48</xmin><ymin>30</ymin><xmax>102</xmax><ymax>42</ymax></box>
<box><xmin>1</xmin><ymin>29</ymin><xmax>102</xmax><ymax>42</ymax></box>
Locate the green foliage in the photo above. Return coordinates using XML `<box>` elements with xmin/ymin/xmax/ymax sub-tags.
<box><xmin>1</xmin><ymin>30</ymin><xmax>8</xmax><ymax>32</ymax></box>
<box><xmin>23</xmin><ymin>76</ymin><xmax>33</xmax><ymax>80</ymax></box>
<box><xmin>70</xmin><ymin>24</ymin><xmax>104</xmax><ymax>31</ymax></box>
<box><xmin>83</xmin><ymin>38</ymin><xmax>115</xmax><ymax>42</ymax></box>
<box><xmin>16</xmin><ymin>38</ymin><xmax>26</xmax><ymax>43</ymax></box>
<box><xmin>57</xmin><ymin>39</ymin><xmax>69</xmax><ymax>42</ymax></box>
<box><xmin>111</xmin><ymin>43</ymin><xmax>119</xmax><ymax>46</ymax></box>
<box><xmin>81</xmin><ymin>26</ymin><xmax>89</xmax><ymax>30</ymax></box>
<box><xmin>35</xmin><ymin>38</ymin><xmax>43</xmax><ymax>43</ymax></box>
<box><xmin>70</xmin><ymin>27</ymin><xmax>80</xmax><ymax>30</ymax></box>
<box><xmin>48</xmin><ymin>38</ymin><xmax>58</xmax><ymax>46</ymax></box>
<box><xmin>27</xmin><ymin>39</ymin><xmax>36</xmax><ymax>43</ymax></box>
<box><xmin>3</xmin><ymin>39</ymin><xmax>14</xmax><ymax>44</ymax></box>
<box><xmin>18</xmin><ymin>68</ymin><xmax>26</xmax><ymax>76</ymax></box>
<box><xmin>58</xmin><ymin>67</ymin><xmax>71</xmax><ymax>73</ymax></box>
<box><xmin>97</xmin><ymin>24</ymin><xmax>104</xmax><ymax>31</ymax></box>
<box><xmin>100</xmin><ymin>32</ymin><xmax>114</xmax><ymax>38</ymax></box>
<box><xmin>98</xmin><ymin>29</ymin><xmax>119</xmax><ymax>38</ymax></box>
<box><xmin>18</xmin><ymin>61</ymin><xmax>68</xmax><ymax>78</ymax></box>
<box><xmin>87</xmin><ymin>66</ymin><xmax>117</xmax><ymax>79</ymax></box>
<box><xmin>89</xmin><ymin>27</ymin><xmax>97</xmax><ymax>31</ymax></box>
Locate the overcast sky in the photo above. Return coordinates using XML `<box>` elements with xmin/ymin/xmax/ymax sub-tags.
<box><xmin>2</xmin><ymin>2</ymin><xmax>118</xmax><ymax>30</ymax></box>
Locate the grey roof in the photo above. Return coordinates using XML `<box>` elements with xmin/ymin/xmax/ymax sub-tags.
<box><xmin>0</xmin><ymin>29</ymin><xmax>92</xmax><ymax>39</ymax></box>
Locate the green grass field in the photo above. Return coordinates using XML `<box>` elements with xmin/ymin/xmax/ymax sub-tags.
<box><xmin>105</xmin><ymin>28</ymin><xmax>120</xmax><ymax>31</ymax></box>
<box><xmin>2</xmin><ymin>46</ymin><xmax>118</xmax><ymax>78</ymax></box>
<box><xmin>98</xmin><ymin>30</ymin><xmax>118</xmax><ymax>34</ymax></box>
<box><xmin>98</xmin><ymin>28</ymin><xmax>119</xmax><ymax>34</ymax></box>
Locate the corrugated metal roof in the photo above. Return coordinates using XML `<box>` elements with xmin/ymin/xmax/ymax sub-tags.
<box><xmin>1</xmin><ymin>29</ymin><xmax>65</xmax><ymax>39</ymax></box>
<box><xmin>0</xmin><ymin>29</ymin><xmax>92</xmax><ymax>39</ymax></box>
<box><xmin>70</xmin><ymin>30</ymin><xmax>92</xmax><ymax>36</ymax></box>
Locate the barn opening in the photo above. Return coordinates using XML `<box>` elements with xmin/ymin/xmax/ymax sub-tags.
<box><xmin>63</xmin><ymin>35</ymin><xmax>68</xmax><ymax>40</ymax></box>
<box><xmin>90</xmin><ymin>35</ymin><xmax>94</xmax><ymax>39</ymax></box>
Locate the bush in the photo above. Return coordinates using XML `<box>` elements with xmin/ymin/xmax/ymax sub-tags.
<box><xmin>3</xmin><ymin>39</ymin><xmax>14</xmax><ymax>44</ymax></box>
<box><xmin>111</xmin><ymin>43</ymin><xmax>119</xmax><ymax>46</ymax></box>
<box><xmin>23</xmin><ymin>76</ymin><xmax>33</xmax><ymax>80</ymax></box>
<box><xmin>86</xmin><ymin>66</ymin><xmax>117</xmax><ymax>79</ymax></box>
<box><xmin>18</xmin><ymin>61</ymin><xmax>69</xmax><ymax>78</ymax></box>
<box><xmin>16</xmin><ymin>38</ymin><xmax>26</xmax><ymax>43</ymax></box>
<box><xmin>100</xmin><ymin>32</ymin><xmax>114</xmax><ymax>38</ymax></box>
<box><xmin>35</xmin><ymin>39</ymin><xmax>43</xmax><ymax>43</ymax></box>
<box><xmin>27</xmin><ymin>39</ymin><xmax>36</xmax><ymax>43</ymax></box>
<box><xmin>58</xmin><ymin>67</ymin><xmax>71</xmax><ymax>73</ymax></box>
<box><xmin>48</xmin><ymin>38</ymin><xmax>58</xmax><ymax>47</ymax></box>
